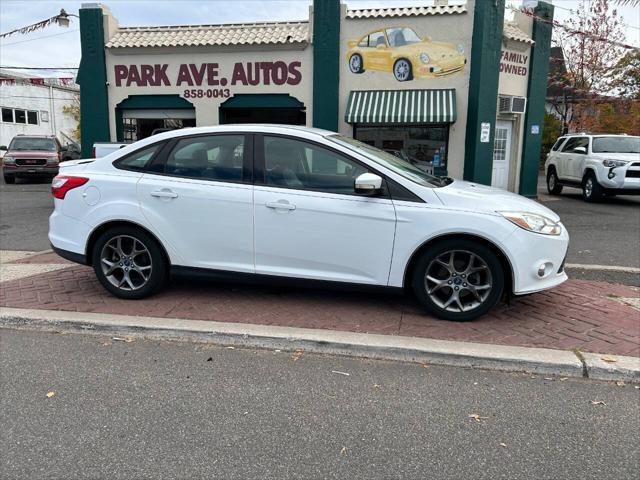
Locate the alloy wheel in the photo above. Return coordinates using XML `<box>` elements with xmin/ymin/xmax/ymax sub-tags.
<box><xmin>585</xmin><ymin>178</ymin><xmax>593</xmax><ymax>198</ymax></box>
<box><xmin>394</xmin><ymin>60</ymin><xmax>411</xmax><ymax>81</ymax></box>
<box><xmin>100</xmin><ymin>235</ymin><xmax>153</xmax><ymax>291</ymax></box>
<box><xmin>349</xmin><ymin>55</ymin><xmax>362</xmax><ymax>73</ymax></box>
<box><xmin>424</xmin><ymin>250</ymin><xmax>493</xmax><ymax>313</ymax></box>
<box><xmin>549</xmin><ymin>173</ymin><xmax>556</xmax><ymax>190</ymax></box>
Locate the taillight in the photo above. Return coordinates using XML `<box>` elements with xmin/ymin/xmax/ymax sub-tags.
<box><xmin>51</xmin><ymin>176</ymin><xmax>88</xmax><ymax>199</ymax></box>
<box><xmin>92</xmin><ymin>147</ymin><xmax>96</xmax><ymax>158</ymax></box>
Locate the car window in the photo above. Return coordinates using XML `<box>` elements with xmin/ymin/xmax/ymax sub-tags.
<box><xmin>571</xmin><ymin>137</ymin><xmax>589</xmax><ymax>153</ymax></box>
<box><xmin>358</xmin><ymin>35</ymin><xmax>368</xmax><ymax>47</ymax></box>
<box><xmin>115</xmin><ymin>143</ymin><xmax>162</xmax><ymax>171</ymax></box>
<box><xmin>368</xmin><ymin>31</ymin><xmax>386</xmax><ymax>48</ymax></box>
<box><xmin>165</xmin><ymin>135</ymin><xmax>245</xmax><ymax>182</ymax></box>
<box><xmin>386</xmin><ymin>28</ymin><xmax>421</xmax><ymax>47</ymax></box>
<box><xmin>592</xmin><ymin>136</ymin><xmax>640</xmax><ymax>153</ymax></box>
<box><xmin>561</xmin><ymin>137</ymin><xmax>588</xmax><ymax>153</ymax></box>
<box><xmin>263</xmin><ymin>136</ymin><xmax>369</xmax><ymax>195</ymax></box>
<box><xmin>8</xmin><ymin>137</ymin><xmax>57</xmax><ymax>151</ymax></box>
<box><xmin>551</xmin><ymin>137</ymin><xmax>566</xmax><ymax>151</ymax></box>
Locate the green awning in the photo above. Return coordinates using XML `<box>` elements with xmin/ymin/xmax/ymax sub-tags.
<box><xmin>220</xmin><ymin>94</ymin><xmax>304</xmax><ymax>109</ymax></box>
<box><xmin>344</xmin><ymin>89</ymin><xmax>457</xmax><ymax>124</ymax></box>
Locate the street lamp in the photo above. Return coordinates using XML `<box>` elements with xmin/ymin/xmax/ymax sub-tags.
<box><xmin>55</xmin><ymin>9</ymin><xmax>79</xmax><ymax>28</ymax></box>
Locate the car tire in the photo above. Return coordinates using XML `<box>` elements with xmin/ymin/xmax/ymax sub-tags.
<box><xmin>348</xmin><ymin>53</ymin><xmax>365</xmax><ymax>74</ymax></box>
<box><xmin>546</xmin><ymin>168</ymin><xmax>563</xmax><ymax>195</ymax></box>
<box><xmin>582</xmin><ymin>172</ymin><xmax>604</xmax><ymax>202</ymax></box>
<box><xmin>91</xmin><ymin>226</ymin><xmax>168</xmax><ymax>299</ymax></box>
<box><xmin>411</xmin><ymin>239</ymin><xmax>505</xmax><ymax>322</ymax></box>
<box><xmin>393</xmin><ymin>58</ymin><xmax>413</xmax><ymax>82</ymax></box>
<box><xmin>3</xmin><ymin>175</ymin><xmax>15</xmax><ymax>184</ymax></box>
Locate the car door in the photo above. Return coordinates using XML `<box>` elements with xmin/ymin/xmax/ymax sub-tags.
<box><xmin>253</xmin><ymin>134</ymin><xmax>397</xmax><ymax>285</ymax></box>
<box><xmin>570</xmin><ymin>137</ymin><xmax>589</xmax><ymax>179</ymax></box>
<box><xmin>365</xmin><ymin>30</ymin><xmax>391</xmax><ymax>70</ymax></box>
<box><xmin>137</xmin><ymin>133</ymin><xmax>255</xmax><ymax>273</ymax></box>
<box><xmin>558</xmin><ymin>136</ymin><xmax>578</xmax><ymax>180</ymax></box>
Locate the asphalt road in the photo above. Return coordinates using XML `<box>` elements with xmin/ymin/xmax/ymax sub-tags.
<box><xmin>1</xmin><ymin>175</ymin><xmax>638</xmax><ymax>282</ymax></box>
<box><xmin>1</xmin><ymin>329</ymin><xmax>638</xmax><ymax>479</ymax></box>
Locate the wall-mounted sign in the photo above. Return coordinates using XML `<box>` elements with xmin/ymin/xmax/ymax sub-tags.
<box><xmin>40</xmin><ymin>110</ymin><xmax>49</xmax><ymax>122</ymax></box>
<box><xmin>480</xmin><ymin>122</ymin><xmax>491</xmax><ymax>143</ymax></box>
<box><xmin>113</xmin><ymin>62</ymin><xmax>302</xmax><ymax>88</ymax></box>
<box><xmin>500</xmin><ymin>50</ymin><xmax>528</xmax><ymax>77</ymax></box>
<box><xmin>531</xmin><ymin>124</ymin><xmax>540</xmax><ymax>134</ymax></box>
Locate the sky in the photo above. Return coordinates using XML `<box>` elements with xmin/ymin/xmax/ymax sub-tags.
<box><xmin>0</xmin><ymin>0</ymin><xmax>638</xmax><ymax>77</ymax></box>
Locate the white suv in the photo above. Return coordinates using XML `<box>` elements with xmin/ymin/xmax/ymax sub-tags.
<box><xmin>545</xmin><ymin>134</ymin><xmax>640</xmax><ymax>202</ymax></box>
<box><xmin>49</xmin><ymin>125</ymin><xmax>569</xmax><ymax>321</ymax></box>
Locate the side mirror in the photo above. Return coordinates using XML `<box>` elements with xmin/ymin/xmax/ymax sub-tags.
<box><xmin>376</xmin><ymin>43</ymin><xmax>387</xmax><ymax>49</ymax></box>
<box><xmin>424</xmin><ymin>35</ymin><xmax>432</xmax><ymax>42</ymax></box>
<box><xmin>60</xmin><ymin>146</ymin><xmax>68</xmax><ymax>152</ymax></box>
<box><xmin>0</xmin><ymin>146</ymin><xmax>7</xmax><ymax>151</ymax></box>
<box><xmin>573</xmin><ymin>146</ymin><xmax>587</xmax><ymax>154</ymax></box>
<box><xmin>355</xmin><ymin>172</ymin><xmax>383</xmax><ymax>194</ymax></box>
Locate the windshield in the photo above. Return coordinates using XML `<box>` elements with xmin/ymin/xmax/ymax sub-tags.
<box><xmin>8</xmin><ymin>137</ymin><xmax>57</xmax><ymax>152</ymax></box>
<box><xmin>327</xmin><ymin>134</ymin><xmax>446</xmax><ymax>188</ymax></box>
<box><xmin>592</xmin><ymin>136</ymin><xmax>640</xmax><ymax>154</ymax></box>
<box><xmin>386</xmin><ymin>28</ymin><xmax>422</xmax><ymax>47</ymax></box>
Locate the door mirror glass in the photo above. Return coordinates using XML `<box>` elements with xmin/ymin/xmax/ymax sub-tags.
<box><xmin>573</xmin><ymin>146</ymin><xmax>587</xmax><ymax>154</ymax></box>
<box><xmin>355</xmin><ymin>172</ymin><xmax>383</xmax><ymax>194</ymax></box>
<box><xmin>0</xmin><ymin>145</ymin><xmax>7</xmax><ymax>151</ymax></box>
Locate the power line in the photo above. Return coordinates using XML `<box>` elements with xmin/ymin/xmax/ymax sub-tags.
<box><xmin>0</xmin><ymin>29</ymin><xmax>79</xmax><ymax>46</ymax></box>
<box><xmin>551</xmin><ymin>2</ymin><xmax>640</xmax><ymax>31</ymax></box>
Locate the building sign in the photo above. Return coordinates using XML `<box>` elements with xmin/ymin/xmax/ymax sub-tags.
<box><xmin>480</xmin><ymin>122</ymin><xmax>491</xmax><ymax>143</ymax></box>
<box><xmin>500</xmin><ymin>50</ymin><xmax>528</xmax><ymax>77</ymax></box>
<box><xmin>113</xmin><ymin>61</ymin><xmax>303</xmax><ymax>96</ymax></box>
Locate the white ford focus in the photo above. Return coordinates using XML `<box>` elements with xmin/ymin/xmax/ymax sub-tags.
<box><xmin>49</xmin><ymin>125</ymin><xmax>569</xmax><ymax>321</ymax></box>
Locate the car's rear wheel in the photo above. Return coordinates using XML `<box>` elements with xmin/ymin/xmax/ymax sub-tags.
<box><xmin>91</xmin><ymin>226</ymin><xmax>168</xmax><ymax>299</ymax></box>
<box><xmin>546</xmin><ymin>168</ymin><xmax>563</xmax><ymax>195</ymax></box>
<box><xmin>582</xmin><ymin>172</ymin><xmax>604</xmax><ymax>202</ymax></box>
<box><xmin>349</xmin><ymin>53</ymin><xmax>364</xmax><ymax>74</ymax></box>
<box><xmin>3</xmin><ymin>175</ymin><xmax>15</xmax><ymax>184</ymax></box>
<box><xmin>393</xmin><ymin>59</ymin><xmax>413</xmax><ymax>82</ymax></box>
<box><xmin>411</xmin><ymin>240</ymin><xmax>504</xmax><ymax>321</ymax></box>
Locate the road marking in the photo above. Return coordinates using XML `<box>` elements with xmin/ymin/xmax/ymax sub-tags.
<box><xmin>566</xmin><ymin>263</ymin><xmax>640</xmax><ymax>274</ymax></box>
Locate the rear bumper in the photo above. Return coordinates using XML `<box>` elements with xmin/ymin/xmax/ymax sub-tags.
<box><xmin>48</xmin><ymin>209</ymin><xmax>92</xmax><ymax>260</ymax></box>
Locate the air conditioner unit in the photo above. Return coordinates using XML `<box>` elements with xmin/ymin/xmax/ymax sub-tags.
<box><xmin>498</xmin><ymin>95</ymin><xmax>527</xmax><ymax>114</ymax></box>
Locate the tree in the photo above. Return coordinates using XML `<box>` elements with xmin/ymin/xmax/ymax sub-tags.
<box><xmin>609</xmin><ymin>50</ymin><xmax>640</xmax><ymax>99</ymax></box>
<box><xmin>541</xmin><ymin>112</ymin><xmax>562</xmax><ymax>165</ymax></box>
<box><xmin>63</xmin><ymin>100</ymin><xmax>80</xmax><ymax>141</ymax></box>
<box><xmin>550</xmin><ymin>0</ymin><xmax>626</xmax><ymax>132</ymax></box>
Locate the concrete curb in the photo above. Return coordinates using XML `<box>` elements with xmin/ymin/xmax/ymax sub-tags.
<box><xmin>1</xmin><ymin>307</ymin><xmax>638</xmax><ymax>382</ymax></box>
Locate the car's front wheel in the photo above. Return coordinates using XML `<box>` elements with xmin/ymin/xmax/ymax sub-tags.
<box><xmin>348</xmin><ymin>53</ymin><xmax>364</xmax><ymax>74</ymax></box>
<box><xmin>91</xmin><ymin>226</ymin><xmax>168</xmax><ymax>299</ymax></box>
<box><xmin>393</xmin><ymin>58</ymin><xmax>413</xmax><ymax>82</ymax></box>
<box><xmin>546</xmin><ymin>168</ymin><xmax>563</xmax><ymax>195</ymax></box>
<box><xmin>411</xmin><ymin>240</ymin><xmax>504</xmax><ymax>321</ymax></box>
<box><xmin>582</xmin><ymin>172</ymin><xmax>604</xmax><ymax>202</ymax></box>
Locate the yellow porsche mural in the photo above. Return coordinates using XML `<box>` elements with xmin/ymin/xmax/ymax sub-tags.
<box><xmin>346</xmin><ymin>27</ymin><xmax>466</xmax><ymax>82</ymax></box>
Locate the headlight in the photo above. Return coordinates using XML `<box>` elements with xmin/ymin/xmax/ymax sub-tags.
<box><xmin>498</xmin><ymin>211</ymin><xmax>562</xmax><ymax>236</ymax></box>
<box><xmin>420</xmin><ymin>52</ymin><xmax>430</xmax><ymax>64</ymax></box>
<box><xmin>602</xmin><ymin>159</ymin><xmax>628</xmax><ymax>168</ymax></box>
<box><xmin>3</xmin><ymin>156</ymin><xmax>15</xmax><ymax>165</ymax></box>
<box><xmin>457</xmin><ymin>44</ymin><xmax>464</xmax><ymax>54</ymax></box>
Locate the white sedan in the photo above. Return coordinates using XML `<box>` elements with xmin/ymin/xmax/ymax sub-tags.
<box><xmin>49</xmin><ymin>125</ymin><xmax>569</xmax><ymax>321</ymax></box>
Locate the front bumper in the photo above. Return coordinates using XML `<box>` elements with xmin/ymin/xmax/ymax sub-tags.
<box><xmin>416</xmin><ymin>58</ymin><xmax>466</xmax><ymax>78</ymax></box>
<box><xmin>3</xmin><ymin>165</ymin><xmax>59</xmax><ymax>177</ymax></box>
<box><xmin>596</xmin><ymin>163</ymin><xmax>640</xmax><ymax>192</ymax></box>
<box><xmin>506</xmin><ymin>222</ymin><xmax>570</xmax><ymax>295</ymax></box>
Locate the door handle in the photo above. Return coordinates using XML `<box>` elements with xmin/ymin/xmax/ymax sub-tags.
<box><xmin>265</xmin><ymin>200</ymin><xmax>296</xmax><ymax>211</ymax></box>
<box><xmin>150</xmin><ymin>189</ymin><xmax>178</xmax><ymax>199</ymax></box>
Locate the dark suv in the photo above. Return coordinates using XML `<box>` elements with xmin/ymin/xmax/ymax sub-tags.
<box><xmin>1</xmin><ymin>135</ymin><xmax>64</xmax><ymax>183</ymax></box>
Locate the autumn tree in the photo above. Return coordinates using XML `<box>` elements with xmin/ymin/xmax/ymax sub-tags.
<box><xmin>62</xmin><ymin>99</ymin><xmax>80</xmax><ymax>141</ymax></box>
<box><xmin>610</xmin><ymin>50</ymin><xmax>640</xmax><ymax>99</ymax></box>
<box><xmin>549</xmin><ymin>0</ymin><xmax>626</xmax><ymax>132</ymax></box>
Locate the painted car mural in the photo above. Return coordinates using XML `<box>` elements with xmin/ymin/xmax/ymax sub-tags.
<box><xmin>346</xmin><ymin>27</ymin><xmax>466</xmax><ymax>82</ymax></box>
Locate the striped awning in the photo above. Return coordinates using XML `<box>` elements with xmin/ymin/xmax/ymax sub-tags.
<box><xmin>344</xmin><ymin>89</ymin><xmax>457</xmax><ymax>124</ymax></box>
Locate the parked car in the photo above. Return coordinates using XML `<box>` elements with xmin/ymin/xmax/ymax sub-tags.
<box><xmin>545</xmin><ymin>133</ymin><xmax>640</xmax><ymax>202</ymax></box>
<box><xmin>346</xmin><ymin>26</ymin><xmax>466</xmax><ymax>81</ymax></box>
<box><xmin>1</xmin><ymin>135</ymin><xmax>63</xmax><ymax>184</ymax></box>
<box><xmin>92</xmin><ymin>141</ymin><xmax>128</xmax><ymax>158</ymax></box>
<box><xmin>61</xmin><ymin>142</ymin><xmax>82</xmax><ymax>161</ymax></box>
<box><xmin>49</xmin><ymin>125</ymin><xmax>569</xmax><ymax>321</ymax></box>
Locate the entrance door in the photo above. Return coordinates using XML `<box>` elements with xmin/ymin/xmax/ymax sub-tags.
<box><xmin>491</xmin><ymin>120</ymin><xmax>512</xmax><ymax>190</ymax></box>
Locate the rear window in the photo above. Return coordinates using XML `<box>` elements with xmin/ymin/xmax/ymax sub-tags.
<box><xmin>8</xmin><ymin>137</ymin><xmax>57</xmax><ymax>151</ymax></box>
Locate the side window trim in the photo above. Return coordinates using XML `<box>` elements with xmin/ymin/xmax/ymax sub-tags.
<box><xmin>255</xmin><ymin>133</ymin><xmax>390</xmax><ymax>199</ymax></box>
<box><xmin>142</xmin><ymin>132</ymin><xmax>253</xmax><ymax>185</ymax></box>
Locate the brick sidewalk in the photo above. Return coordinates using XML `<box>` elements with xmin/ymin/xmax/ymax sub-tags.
<box><xmin>1</xmin><ymin>253</ymin><xmax>638</xmax><ymax>357</ymax></box>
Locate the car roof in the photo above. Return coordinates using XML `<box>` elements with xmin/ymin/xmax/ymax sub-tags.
<box><xmin>146</xmin><ymin>124</ymin><xmax>338</xmax><ymax>142</ymax></box>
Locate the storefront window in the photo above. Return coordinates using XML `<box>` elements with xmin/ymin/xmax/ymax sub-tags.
<box><xmin>123</xmin><ymin>117</ymin><xmax>196</xmax><ymax>142</ymax></box>
<box><xmin>353</xmin><ymin>125</ymin><xmax>449</xmax><ymax>174</ymax></box>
